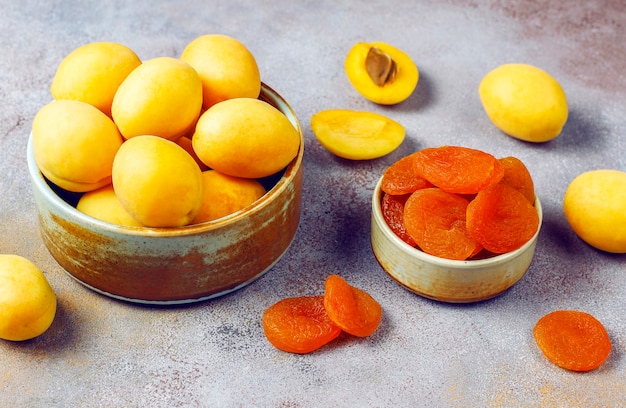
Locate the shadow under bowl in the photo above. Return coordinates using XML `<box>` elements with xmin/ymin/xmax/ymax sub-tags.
<box><xmin>28</xmin><ymin>84</ymin><xmax>303</xmax><ymax>305</ymax></box>
<box><xmin>371</xmin><ymin>177</ymin><xmax>543</xmax><ymax>303</ymax></box>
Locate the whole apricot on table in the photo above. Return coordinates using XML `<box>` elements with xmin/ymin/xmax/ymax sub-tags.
<box><xmin>50</xmin><ymin>41</ymin><xmax>141</xmax><ymax>116</ymax></box>
<box><xmin>0</xmin><ymin>255</ymin><xmax>57</xmax><ymax>341</ymax></box>
<box><xmin>345</xmin><ymin>41</ymin><xmax>418</xmax><ymax>105</ymax></box>
<box><xmin>180</xmin><ymin>34</ymin><xmax>261</xmax><ymax>110</ymax></box>
<box><xmin>111</xmin><ymin>57</ymin><xmax>203</xmax><ymax>141</ymax></box>
<box><xmin>479</xmin><ymin>63</ymin><xmax>568</xmax><ymax>142</ymax></box>
<box><xmin>112</xmin><ymin>135</ymin><xmax>204</xmax><ymax>227</ymax></box>
<box><xmin>31</xmin><ymin>99</ymin><xmax>123</xmax><ymax>192</ymax></box>
<box><xmin>310</xmin><ymin>109</ymin><xmax>405</xmax><ymax>160</ymax></box>
<box><xmin>563</xmin><ymin>169</ymin><xmax>626</xmax><ymax>253</ymax></box>
<box><xmin>192</xmin><ymin>98</ymin><xmax>300</xmax><ymax>179</ymax></box>
<box><xmin>76</xmin><ymin>184</ymin><xmax>143</xmax><ymax>227</ymax></box>
<box><xmin>191</xmin><ymin>170</ymin><xmax>266</xmax><ymax>223</ymax></box>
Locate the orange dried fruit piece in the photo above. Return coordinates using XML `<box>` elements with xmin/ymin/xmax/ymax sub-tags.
<box><xmin>381</xmin><ymin>152</ymin><xmax>433</xmax><ymax>195</ymax></box>
<box><xmin>310</xmin><ymin>109</ymin><xmax>405</xmax><ymax>160</ymax></box>
<box><xmin>381</xmin><ymin>192</ymin><xmax>416</xmax><ymax>247</ymax></box>
<box><xmin>413</xmin><ymin>145</ymin><xmax>504</xmax><ymax>194</ymax></box>
<box><xmin>466</xmin><ymin>183</ymin><xmax>539</xmax><ymax>254</ymax></box>
<box><xmin>533</xmin><ymin>310</ymin><xmax>612</xmax><ymax>372</ymax></box>
<box><xmin>498</xmin><ymin>156</ymin><xmax>535</xmax><ymax>204</ymax></box>
<box><xmin>262</xmin><ymin>296</ymin><xmax>341</xmax><ymax>354</ymax></box>
<box><xmin>403</xmin><ymin>188</ymin><xmax>481</xmax><ymax>260</ymax></box>
<box><xmin>323</xmin><ymin>274</ymin><xmax>382</xmax><ymax>338</ymax></box>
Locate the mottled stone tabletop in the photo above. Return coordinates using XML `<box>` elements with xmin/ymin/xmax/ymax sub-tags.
<box><xmin>1</xmin><ymin>1</ymin><xmax>625</xmax><ymax>407</ymax></box>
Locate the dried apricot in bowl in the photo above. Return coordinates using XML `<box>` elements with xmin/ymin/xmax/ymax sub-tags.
<box><xmin>310</xmin><ymin>109</ymin><xmax>405</xmax><ymax>160</ymax></box>
<box><xmin>262</xmin><ymin>296</ymin><xmax>341</xmax><ymax>354</ymax></box>
<box><xmin>345</xmin><ymin>41</ymin><xmax>419</xmax><ymax>105</ymax></box>
<box><xmin>533</xmin><ymin>310</ymin><xmax>611</xmax><ymax>372</ymax></box>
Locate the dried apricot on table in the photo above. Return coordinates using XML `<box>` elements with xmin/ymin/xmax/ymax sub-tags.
<box><xmin>466</xmin><ymin>183</ymin><xmax>539</xmax><ymax>254</ymax></box>
<box><xmin>381</xmin><ymin>192</ymin><xmax>416</xmax><ymax>247</ymax></box>
<box><xmin>310</xmin><ymin>109</ymin><xmax>405</xmax><ymax>160</ymax></box>
<box><xmin>413</xmin><ymin>146</ymin><xmax>504</xmax><ymax>194</ymax></box>
<box><xmin>344</xmin><ymin>41</ymin><xmax>419</xmax><ymax>105</ymax></box>
<box><xmin>381</xmin><ymin>152</ymin><xmax>433</xmax><ymax>195</ymax></box>
<box><xmin>533</xmin><ymin>310</ymin><xmax>612</xmax><ymax>372</ymax></box>
<box><xmin>262</xmin><ymin>296</ymin><xmax>341</xmax><ymax>354</ymax></box>
<box><xmin>403</xmin><ymin>188</ymin><xmax>481</xmax><ymax>260</ymax></box>
<box><xmin>498</xmin><ymin>156</ymin><xmax>535</xmax><ymax>204</ymax></box>
<box><xmin>323</xmin><ymin>274</ymin><xmax>382</xmax><ymax>337</ymax></box>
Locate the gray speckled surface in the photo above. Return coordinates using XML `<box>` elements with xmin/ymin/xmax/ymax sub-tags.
<box><xmin>2</xmin><ymin>1</ymin><xmax>625</xmax><ymax>406</ymax></box>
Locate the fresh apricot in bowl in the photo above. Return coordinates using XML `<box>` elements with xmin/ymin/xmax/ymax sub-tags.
<box><xmin>180</xmin><ymin>34</ymin><xmax>261</xmax><ymax>110</ymax></box>
<box><xmin>31</xmin><ymin>99</ymin><xmax>123</xmax><ymax>193</ymax></box>
<box><xmin>344</xmin><ymin>41</ymin><xmax>419</xmax><ymax>105</ymax></box>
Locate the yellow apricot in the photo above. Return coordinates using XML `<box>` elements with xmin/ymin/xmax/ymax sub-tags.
<box><xmin>345</xmin><ymin>42</ymin><xmax>419</xmax><ymax>105</ymax></box>
<box><xmin>479</xmin><ymin>63</ymin><xmax>568</xmax><ymax>142</ymax></box>
<box><xmin>112</xmin><ymin>135</ymin><xmax>203</xmax><ymax>227</ymax></box>
<box><xmin>111</xmin><ymin>57</ymin><xmax>203</xmax><ymax>140</ymax></box>
<box><xmin>191</xmin><ymin>170</ymin><xmax>266</xmax><ymax>223</ymax></box>
<box><xmin>76</xmin><ymin>184</ymin><xmax>143</xmax><ymax>227</ymax></box>
<box><xmin>50</xmin><ymin>41</ymin><xmax>142</xmax><ymax>116</ymax></box>
<box><xmin>31</xmin><ymin>99</ymin><xmax>123</xmax><ymax>192</ymax></box>
<box><xmin>310</xmin><ymin>109</ymin><xmax>405</xmax><ymax>160</ymax></box>
<box><xmin>564</xmin><ymin>169</ymin><xmax>626</xmax><ymax>253</ymax></box>
<box><xmin>192</xmin><ymin>98</ymin><xmax>300</xmax><ymax>179</ymax></box>
<box><xmin>176</xmin><ymin>136</ymin><xmax>209</xmax><ymax>171</ymax></box>
<box><xmin>0</xmin><ymin>255</ymin><xmax>56</xmax><ymax>341</ymax></box>
<box><xmin>180</xmin><ymin>34</ymin><xmax>261</xmax><ymax>110</ymax></box>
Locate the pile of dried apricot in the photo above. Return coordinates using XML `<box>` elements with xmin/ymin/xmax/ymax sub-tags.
<box><xmin>380</xmin><ymin>145</ymin><xmax>540</xmax><ymax>260</ymax></box>
<box><xmin>262</xmin><ymin>275</ymin><xmax>382</xmax><ymax>354</ymax></box>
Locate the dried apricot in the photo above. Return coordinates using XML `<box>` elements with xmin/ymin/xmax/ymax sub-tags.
<box><xmin>498</xmin><ymin>156</ymin><xmax>535</xmax><ymax>204</ymax></box>
<box><xmin>381</xmin><ymin>193</ymin><xmax>416</xmax><ymax>247</ymax></box>
<box><xmin>323</xmin><ymin>274</ymin><xmax>382</xmax><ymax>338</ymax></box>
<box><xmin>413</xmin><ymin>146</ymin><xmax>504</xmax><ymax>194</ymax></box>
<box><xmin>533</xmin><ymin>310</ymin><xmax>611</xmax><ymax>372</ymax></box>
<box><xmin>466</xmin><ymin>183</ymin><xmax>539</xmax><ymax>254</ymax></box>
<box><xmin>403</xmin><ymin>188</ymin><xmax>481</xmax><ymax>260</ymax></box>
<box><xmin>310</xmin><ymin>109</ymin><xmax>405</xmax><ymax>160</ymax></box>
<box><xmin>262</xmin><ymin>296</ymin><xmax>341</xmax><ymax>354</ymax></box>
<box><xmin>381</xmin><ymin>152</ymin><xmax>433</xmax><ymax>195</ymax></box>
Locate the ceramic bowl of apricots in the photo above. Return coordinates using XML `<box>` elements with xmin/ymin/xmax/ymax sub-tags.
<box><xmin>371</xmin><ymin>145</ymin><xmax>543</xmax><ymax>303</ymax></box>
<box><xmin>27</xmin><ymin>35</ymin><xmax>303</xmax><ymax>304</ymax></box>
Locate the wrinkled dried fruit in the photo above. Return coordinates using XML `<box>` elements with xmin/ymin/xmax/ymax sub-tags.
<box><xmin>413</xmin><ymin>146</ymin><xmax>504</xmax><ymax>194</ymax></box>
<box><xmin>466</xmin><ymin>183</ymin><xmax>539</xmax><ymax>254</ymax></box>
<box><xmin>498</xmin><ymin>156</ymin><xmax>535</xmax><ymax>204</ymax></box>
<box><xmin>311</xmin><ymin>109</ymin><xmax>405</xmax><ymax>160</ymax></box>
<box><xmin>381</xmin><ymin>152</ymin><xmax>433</xmax><ymax>195</ymax></box>
<box><xmin>262</xmin><ymin>296</ymin><xmax>341</xmax><ymax>354</ymax></box>
<box><xmin>323</xmin><ymin>274</ymin><xmax>382</xmax><ymax>338</ymax></box>
<box><xmin>533</xmin><ymin>310</ymin><xmax>611</xmax><ymax>372</ymax></box>
<box><xmin>381</xmin><ymin>193</ymin><xmax>416</xmax><ymax>247</ymax></box>
<box><xmin>403</xmin><ymin>188</ymin><xmax>481</xmax><ymax>260</ymax></box>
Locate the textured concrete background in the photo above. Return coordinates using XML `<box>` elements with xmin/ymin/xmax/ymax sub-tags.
<box><xmin>1</xmin><ymin>0</ymin><xmax>625</xmax><ymax>406</ymax></box>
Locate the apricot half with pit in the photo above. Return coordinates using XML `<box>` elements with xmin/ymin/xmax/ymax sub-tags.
<box><xmin>345</xmin><ymin>41</ymin><xmax>419</xmax><ymax>105</ymax></box>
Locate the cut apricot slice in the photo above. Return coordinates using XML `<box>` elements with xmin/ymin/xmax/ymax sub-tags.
<box><xmin>381</xmin><ymin>192</ymin><xmax>416</xmax><ymax>247</ymax></box>
<box><xmin>466</xmin><ymin>183</ymin><xmax>539</xmax><ymax>254</ymax></box>
<box><xmin>403</xmin><ymin>188</ymin><xmax>480</xmax><ymax>260</ymax></box>
<box><xmin>413</xmin><ymin>145</ymin><xmax>504</xmax><ymax>194</ymax></box>
<box><xmin>498</xmin><ymin>156</ymin><xmax>535</xmax><ymax>204</ymax></box>
<box><xmin>262</xmin><ymin>296</ymin><xmax>341</xmax><ymax>354</ymax></box>
<box><xmin>381</xmin><ymin>152</ymin><xmax>433</xmax><ymax>195</ymax></box>
<box><xmin>533</xmin><ymin>310</ymin><xmax>612</xmax><ymax>372</ymax></box>
<box><xmin>323</xmin><ymin>274</ymin><xmax>382</xmax><ymax>337</ymax></box>
<box><xmin>310</xmin><ymin>109</ymin><xmax>405</xmax><ymax>160</ymax></box>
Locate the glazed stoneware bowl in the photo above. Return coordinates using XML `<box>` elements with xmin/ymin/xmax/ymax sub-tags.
<box><xmin>28</xmin><ymin>84</ymin><xmax>303</xmax><ymax>305</ymax></box>
<box><xmin>371</xmin><ymin>177</ymin><xmax>543</xmax><ymax>303</ymax></box>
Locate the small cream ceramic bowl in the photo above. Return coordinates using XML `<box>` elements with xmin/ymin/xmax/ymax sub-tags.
<box><xmin>371</xmin><ymin>177</ymin><xmax>543</xmax><ymax>303</ymax></box>
<box><xmin>28</xmin><ymin>84</ymin><xmax>303</xmax><ymax>305</ymax></box>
